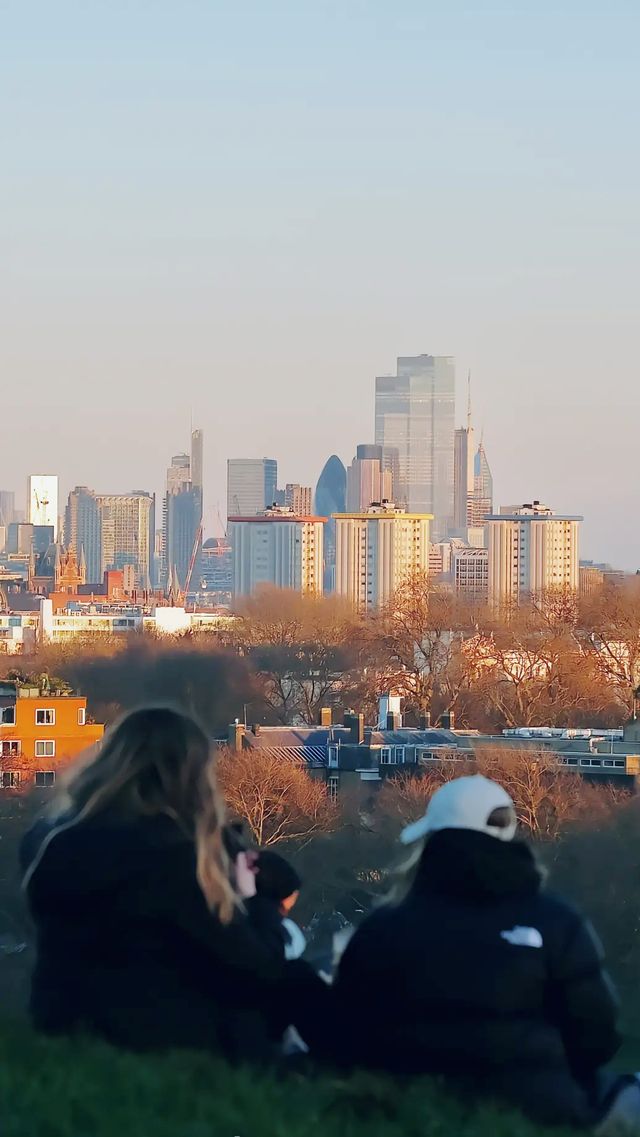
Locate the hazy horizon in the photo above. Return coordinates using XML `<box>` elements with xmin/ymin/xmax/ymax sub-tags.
<box><xmin>2</xmin><ymin>2</ymin><xmax>639</xmax><ymax>567</ymax></box>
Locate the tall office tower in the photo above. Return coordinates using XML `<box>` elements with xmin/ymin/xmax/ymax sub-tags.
<box><xmin>27</xmin><ymin>475</ymin><xmax>59</xmax><ymax>537</ymax></box>
<box><xmin>471</xmin><ymin>437</ymin><xmax>494</xmax><ymax>525</ymax></box>
<box><xmin>227</xmin><ymin>459</ymin><xmax>278</xmax><ymax>519</ymax></box>
<box><xmin>191</xmin><ymin>429</ymin><xmax>204</xmax><ymax>494</ymax></box>
<box><xmin>375</xmin><ymin>354</ymin><xmax>455</xmax><ymax>540</ymax></box>
<box><xmin>64</xmin><ymin>487</ymin><xmax>102</xmax><ymax>585</ymax></box>
<box><xmin>486</xmin><ymin>501</ymin><xmax>582</xmax><ymax>609</ymax></box>
<box><xmin>334</xmin><ymin>503</ymin><xmax>432</xmax><ymax>611</ymax></box>
<box><xmin>162</xmin><ymin>440</ymin><xmax>203</xmax><ymax>593</ymax></box>
<box><xmin>0</xmin><ymin>491</ymin><xmax>15</xmax><ymax>527</ymax></box>
<box><xmin>284</xmin><ymin>484</ymin><xmax>312</xmax><ymax>514</ymax></box>
<box><xmin>94</xmin><ymin>493</ymin><xmax>155</xmax><ymax>589</ymax></box>
<box><xmin>453</xmin><ymin>375</ymin><xmax>475</xmax><ymax>534</ymax></box>
<box><xmin>229</xmin><ymin>506</ymin><xmax>324</xmax><ymax>598</ymax></box>
<box><xmin>314</xmin><ymin>454</ymin><xmax>347</xmax><ymax>593</ymax></box>
<box><xmin>346</xmin><ymin>443</ymin><xmax>393</xmax><ymax>512</ymax></box>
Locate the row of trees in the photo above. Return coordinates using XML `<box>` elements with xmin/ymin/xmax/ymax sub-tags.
<box><xmin>4</xmin><ymin>572</ymin><xmax>640</xmax><ymax>735</ymax></box>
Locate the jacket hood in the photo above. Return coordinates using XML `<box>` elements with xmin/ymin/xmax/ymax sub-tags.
<box><xmin>21</xmin><ymin>811</ymin><xmax>190</xmax><ymax>898</ymax></box>
<box><xmin>410</xmin><ymin>829</ymin><xmax>544</xmax><ymax>902</ymax></box>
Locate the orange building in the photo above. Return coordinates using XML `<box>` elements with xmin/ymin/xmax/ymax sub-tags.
<box><xmin>0</xmin><ymin>679</ymin><xmax>104</xmax><ymax>792</ymax></box>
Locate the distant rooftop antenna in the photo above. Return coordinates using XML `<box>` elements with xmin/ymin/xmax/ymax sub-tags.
<box><xmin>467</xmin><ymin>369</ymin><xmax>472</xmax><ymax>431</ymax></box>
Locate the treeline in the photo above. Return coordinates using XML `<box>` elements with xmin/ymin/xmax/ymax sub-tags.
<box><xmin>6</xmin><ymin>574</ymin><xmax>640</xmax><ymax>733</ymax></box>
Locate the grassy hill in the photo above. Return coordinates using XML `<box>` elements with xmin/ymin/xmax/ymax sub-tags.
<box><xmin>0</xmin><ymin>1023</ymin><xmax>578</xmax><ymax>1137</ymax></box>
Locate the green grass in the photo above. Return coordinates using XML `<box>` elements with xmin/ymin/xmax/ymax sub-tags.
<box><xmin>0</xmin><ymin>1022</ymin><xmax>582</xmax><ymax>1137</ymax></box>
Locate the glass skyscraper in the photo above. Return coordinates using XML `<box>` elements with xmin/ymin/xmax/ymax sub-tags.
<box><xmin>375</xmin><ymin>355</ymin><xmax>455</xmax><ymax>539</ymax></box>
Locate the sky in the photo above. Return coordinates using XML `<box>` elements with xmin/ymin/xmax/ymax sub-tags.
<box><xmin>2</xmin><ymin>0</ymin><xmax>639</xmax><ymax>565</ymax></box>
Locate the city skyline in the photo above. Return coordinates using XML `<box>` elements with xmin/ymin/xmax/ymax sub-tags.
<box><xmin>2</xmin><ymin>4</ymin><xmax>638</xmax><ymax>570</ymax></box>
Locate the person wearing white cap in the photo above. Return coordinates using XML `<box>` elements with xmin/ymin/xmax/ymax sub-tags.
<box><xmin>330</xmin><ymin>775</ymin><xmax>639</xmax><ymax>1134</ymax></box>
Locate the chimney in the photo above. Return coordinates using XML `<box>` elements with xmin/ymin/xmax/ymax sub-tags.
<box><xmin>419</xmin><ymin>712</ymin><xmax>431</xmax><ymax>730</ymax></box>
<box><xmin>439</xmin><ymin>711</ymin><xmax>455</xmax><ymax>730</ymax></box>
<box><xmin>228</xmin><ymin>721</ymin><xmax>246</xmax><ymax>752</ymax></box>
<box><xmin>386</xmin><ymin>712</ymin><xmax>402</xmax><ymax>731</ymax></box>
<box><xmin>344</xmin><ymin>712</ymin><xmax>365</xmax><ymax>745</ymax></box>
<box><xmin>320</xmin><ymin>707</ymin><xmax>332</xmax><ymax>728</ymax></box>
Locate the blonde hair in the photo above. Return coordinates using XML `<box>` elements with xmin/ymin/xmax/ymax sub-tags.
<box><xmin>46</xmin><ymin>705</ymin><xmax>238</xmax><ymax>923</ymax></box>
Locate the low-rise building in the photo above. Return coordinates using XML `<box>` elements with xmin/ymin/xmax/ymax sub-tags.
<box><xmin>0</xmin><ymin>678</ymin><xmax>104</xmax><ymax>791</ymax></box>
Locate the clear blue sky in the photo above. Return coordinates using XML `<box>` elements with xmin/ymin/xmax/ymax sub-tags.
<box><xmin>2</xmin><ymin>1</ymin><xmax>638</xmax><ymax>564</ymax></box>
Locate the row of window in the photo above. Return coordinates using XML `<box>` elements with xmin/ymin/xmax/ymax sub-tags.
<box><xmin>0</xmin><ymin>708</ymin><xmax>85</xmax><ymax>727</ymax></box>
<box><xmin>1</xmin><ymin>771</ymin><xmax>55</xmax><ymax>788</ymax></box>
<box><xmin>1</xmin><ymin>741</ymin><xmax>57</xmax><ymax>757</ymax></box>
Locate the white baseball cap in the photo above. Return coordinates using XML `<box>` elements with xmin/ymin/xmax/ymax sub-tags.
<box><xmin>400</xmin><ymin>775</ymin><xmax>517</xmax><ymax>845</ymax></box>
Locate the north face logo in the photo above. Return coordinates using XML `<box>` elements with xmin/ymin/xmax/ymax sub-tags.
<box><xmin>500</xmin><ymin>926</ymin><xmax>543</xmax><ymax>949</ymax></box>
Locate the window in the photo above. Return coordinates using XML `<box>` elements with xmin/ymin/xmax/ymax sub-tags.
<box><xmin>1</xmin><ymin>772</ymin><xmax>19</xmax><ymax>788</ymax></box>
<box><xmin>328</xmin><ymin>775</ymin><xmax>339</xmax><ymax>802</ymax></box>
<box><xmin>0</xmin><ymin>741</ymin><xmax>20</xmax><ymax>758</ymax></box>
<box><xmin>394</xmin><ymin>746</ymin><xmax>405</xmax><ymax>764</ymax></box>
<box><xmin>0</xmin><ymin>707</ymin><xmax>15</xmax><ymax>725</ymax></box>
<box><xmin>35</xmin><ymin>741</ymin><xmax>55</xmax><ymax>758</ymax></box>
<box><xmin>380</xmin><ymin>747</ymin><xmax>395</xmax><ymax>765</ymax></box>
<box><xmin>36</xmin><ymin>709</ymin><xmax>56</xmax><ymax>726</ymax></box>
<box><xmin>328</xmin><ymin>745</ymin><xmax>338</xmax><ymax>768</ymax></box>
<box><xmin>78</xmin><ymin>708</ymin><xmax>86</xmax><ymax>726</ymax></box>
<box><xmin>35</xmin><ymin>772</ymin><xmax>55</xmax><ymax>788</ymax></box>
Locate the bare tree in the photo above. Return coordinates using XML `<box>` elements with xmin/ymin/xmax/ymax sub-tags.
<box><xmin>217</xmin><ymin>747</ymin><xmax>336</xmax><ymax>846</ymax></box>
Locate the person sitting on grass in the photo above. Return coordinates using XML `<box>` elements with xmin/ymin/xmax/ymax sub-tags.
<box><xmin>254</xmin><ymin>849</ymin><xmax>306</xmax><ymax>961</ymax></box>
<box><xmin>331</xmin><ymin>774</ymin><xmax>640</xmax><ymax>1134</ymax></box>
<box><xmin>20</xmin><ymin>706</ymin><xmax>327</xmax><ymax>1063</ymax></box>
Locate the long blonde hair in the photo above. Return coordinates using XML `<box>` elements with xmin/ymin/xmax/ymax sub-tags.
<box><xmin>47</xmin><ymin>705</ymin><xmax>237</xmax><ymax>923</ymax></box>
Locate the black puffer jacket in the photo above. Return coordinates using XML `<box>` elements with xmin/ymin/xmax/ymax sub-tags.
<box><xmin>21</xmin><ymin>812</ymin><xmax>327</xmax><ymax>1061</ymax></box>
<box><xmin>332</xmin><ymin>831</ymin><xmax>620</xmax><ymax>1127</ymax></box>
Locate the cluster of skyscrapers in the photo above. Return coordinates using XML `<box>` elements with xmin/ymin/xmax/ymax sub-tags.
<box><xmin>0</xmin><ymin>352</ymin><xmax>587</xmax><ymax>615</ymax></box>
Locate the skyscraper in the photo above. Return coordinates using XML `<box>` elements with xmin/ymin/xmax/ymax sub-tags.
<box><xmin>162</xmin><ymin>432</ymin><xmax>204</xmax><ymax>594</ymax></box>
<box><xmin>334</xmin><ymin>503</ymin><xmax>432</xmax><ymax>610</ymax></box>
<box><xmin>346</xmin><ymin>444</ymin><xmax>393</xmax><ymax>512</ymax></box>
<box><xmin>65</xmin><ymin>487</ymin><xmax>102</xmax><ymax>585</ymax></box>
<box><xmin>314</xmin><ymin>454</ymin><xmax>347</xmax><ymax>593</ymax></box>
<box><xmin>27</xmin><ymin>475</ymin><xmax>59</xmax><ymax>537</ymax></box>
<box><xmin>375</xmin><ymin>355</ymin><xmax>455</xmax><ymax>540</ymax></box>
<box><xmin>227</xmin><ymin>459</ymin><xmax>278</xmax><ymax>518</ymax></box>
<box><xmin>486</xmin><ymin>501</ymin><xmax>582</xmax><ymax>608</ymax></box>
<box><xmin>453</xmin><ymin>375</ymin><xmax>475</xmax><ymax>535</ymax></box>
<box><xmin>472</xmin><ymin>439</ymin><xmax>494</xmax><ymax>525</ymax></box>
<box><xmin>94</xmin><ymin>493</ymin><xmax>155</xmax><ymax>589</ymax></box>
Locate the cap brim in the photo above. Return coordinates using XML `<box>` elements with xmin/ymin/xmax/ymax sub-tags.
<box><xmin>400</xmin><ymin>816</ymin><xmax>430</xmax><ymax>845</ymax></box>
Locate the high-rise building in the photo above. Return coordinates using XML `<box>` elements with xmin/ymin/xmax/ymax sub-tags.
<box><xmin>284</xmin><ymin>484</ymin><xmax>312</xmax><ymax>515</ymax></box>
<box><xmin>314</xmin><ymin>454</ymin><xmax>347</xmax><ymax>593</ymax></box>
<box><xmin>229</xmin><ymin>506</ymin><xmax>324</xmax><ymax>598</ymax></box>
<box><xmin>27</xmin><ymin>476</ymin><xmax>59</xmax><ymax>537</ymax></box>
<box><xmin>227</xmin><ymin>458</ymin><xmax>278</xmax><ymax>519</ymax></box>
<box><xmin>334</xmin><ymin>503</ymin><xmax>432</xmax><ymax>611</ymax></box>
<box><xmin>471</xmin><ymin>438</ymin><xmax>493</xmax><ymax>525</ymax></box>
<box><xmin>200</xmin><ymin>537</ymin><xmax>233</xmax><ymax>604</ymax></box>
<box><xmin>191</xmin><ymin>429</ymin><xmax>204</xmax><ymax>493</ymax></box>
<box><xmin>161</xmin><ymin>432</ymin><xmax>204</xmax><ymax>594</ymax></box>
<box><xmin>453</xmin><ymin>376</ymin><xmax>475</xmax><ymax>535</ymax></box>
<box><xmin>375</xmin><ymin>355</ymin><xmax>455</xmax><ymax>539</ymax></box>
<box><xmin>346</xmin><ymin>444</ymin><xmax>393</xmax><ymax>512</ymax></box>
<box><xmin>94</xmin><ymin>493</ymin><xmax>155</xmax><ymax>589</ymax></box>
<box><xmin>65</xmin><ymin>487</ymin><xmax>102</xmax><ymax>585</ymax></box>
<box><xmin>486</xmin><ymin>501</ymin><xmax>582</xmax><ymax>608</ymax></box>
<box><xmin>0</xmin><ymin>492</ymin><xmax>16</xmax><ymax>528</ymax></box>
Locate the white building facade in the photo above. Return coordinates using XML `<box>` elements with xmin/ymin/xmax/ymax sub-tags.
<box><xmin>334</xmin><ymin>503</ymin><xmax>432</xmax><ymax>610</ymax></box>
<box><xmin>229</xmin><ymin>507</ymin><xmax>324</xmax><ymax>597</ymax></box>
<box><xmin>487</xmin><ymin>501</ymin><xmax>582</xmax><ymax>608</ymax></box>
